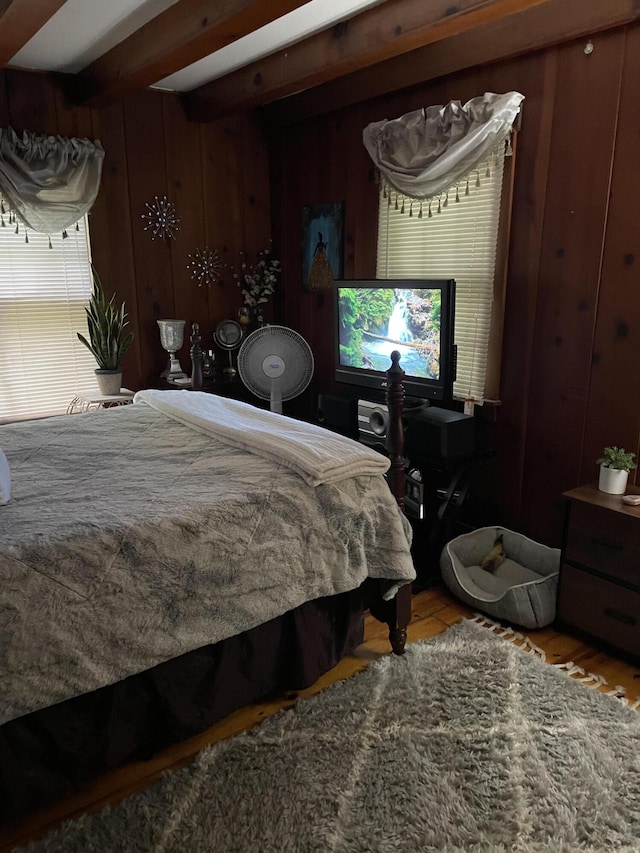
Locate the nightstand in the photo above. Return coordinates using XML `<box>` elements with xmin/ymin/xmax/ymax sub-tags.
<box><xmin>66</xmin><ymin>389</ymin><xmax>135</xmax><ymax>414</ymax></box>
<box><xmin>162</xmin><ymin>373</ymin><xmax>267</xmax><ymax>406</ymax></box>
<box><xmin>558</xmin><ymin>483</ymin><xmax>640</xmax><ymax>657</ymax></box>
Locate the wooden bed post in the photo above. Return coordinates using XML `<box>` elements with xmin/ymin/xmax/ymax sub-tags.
<box><xmin>386</xmin><ymin>350</ymin><xmax>412</xmax><ymax>655</ymax></box>
<box><xmin>369</xmin><ymin>350</ymin><xmax>412</xmax><ymax>655</ymax></box>
<box><xmin>385</xmin><ymin>350</ymin><xmax>405</xmax><ymax>509</ymax></box>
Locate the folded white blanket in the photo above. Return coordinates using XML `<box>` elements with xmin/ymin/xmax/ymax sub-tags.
<box><xmin>134</xmin><ymin>390</ymin><xmax>390</xmax><ymax>487</ymax></box>
<box><xmin>0</xmin><ymin>448</ymin><xmax>10</xmax><ymax>505</ymax></box>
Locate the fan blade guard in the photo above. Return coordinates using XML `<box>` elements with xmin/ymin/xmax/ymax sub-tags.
<box><xmin>237</xmin><ymin>325</ymin><xmax>314</xmax><ymax>410</ymax></box>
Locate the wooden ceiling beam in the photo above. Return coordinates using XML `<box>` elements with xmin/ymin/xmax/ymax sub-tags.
<box><xmin>266</xmin><ymin>0</ymin><xmax>640</xmax><ymax>126</ymax></box>
<box><xmin>69</xmin><ymin>0</ymin><xmax>310</xmax><ymax>108</ymax></box>
<box><xmin>184</xmin><ymin>0</ymin><xmax>554</xmax><ymax>121</ymax></box>
<box><xmin>0</xmin><ymin>0</ymin><xmax>67</xmax><ymax>67</ymax></box>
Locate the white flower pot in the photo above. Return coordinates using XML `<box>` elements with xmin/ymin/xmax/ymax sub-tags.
<box><xmin>95</xmin><ymin>369</ymin><xmax>123</xmax><ymax>396</ymax></box>
<box><xmin>598</xmin><ymin>465</ymin><xmax>628</xmax><ymax>495</ymax></box>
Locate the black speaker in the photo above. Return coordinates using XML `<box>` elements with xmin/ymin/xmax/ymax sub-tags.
<box><xmin>357</xmin><ymin>399</ymin><xmax>390</xmax><ymax>446</ymax></box>
<box><xmin>317</xmin><ymin>393</ymin><xmax>358</xmax><ymax>437</ymax></box>
<box><xmin>357</xmin><ymin>397</ymin><xmax>428</xmax><ymax>448</ymax></box>
<box><xmin>404</xmin><ymin>406</ymin><xmax>475</xmax><ymax>460</ymax></box>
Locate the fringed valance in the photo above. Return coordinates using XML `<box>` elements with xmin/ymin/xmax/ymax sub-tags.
<box><xmin>363</xmin><ymin>91</ymin><xmax>524</xmax><ymax>214</ymax></box>
<box><xmin>0</xmin><ymin>127</ymin><xmax>104</xmax><ymax>243</ymax></box>
<box><xmin>380</xmin><ymin>144</ymin><xmax>510</xmax><ymax>219</ymax></box>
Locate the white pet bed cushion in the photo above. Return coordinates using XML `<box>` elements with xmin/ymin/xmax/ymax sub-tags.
<box><xmin>440</xmin><ymin>526</ymin><xmax>560</xmax><ymax>629</ymax></box>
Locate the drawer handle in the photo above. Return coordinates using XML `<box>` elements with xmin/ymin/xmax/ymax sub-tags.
<box><xmin>589</xmin><ymin>535</ymin><xmax>623</xmax><ymax>552</ymax></box>
<box><xmin>603</xmin><ymin>607</ymin><xmax>636</xmax><ymax>626</ymax></box>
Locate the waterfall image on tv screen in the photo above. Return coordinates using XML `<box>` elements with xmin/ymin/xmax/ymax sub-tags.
<box><xmin>337</xmin><ymin>286</ymin><xmax>441</xmax><ymax>379</ymax></box>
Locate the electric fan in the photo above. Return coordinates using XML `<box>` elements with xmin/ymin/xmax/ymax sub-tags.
<box><xmin>237</xmin><ymin>325</ymin><xmax>314</xmax><ymax>414</ymax></box>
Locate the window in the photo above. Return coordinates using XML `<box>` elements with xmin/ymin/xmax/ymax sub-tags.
<box><xmin>0</xmin><ymin>219</ymin><xmax>97</xmax><ymax>422</ymax></box>
<box><xmin>376</xmin><ymin>153</ymin><xmax>510</xmax><ymax>404</ymax></box>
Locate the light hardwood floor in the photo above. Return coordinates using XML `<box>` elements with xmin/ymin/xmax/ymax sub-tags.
<box><xmin>2</xmin><ymin>585</ymin><xmax>639</xmax><ymax>852</ymax></box>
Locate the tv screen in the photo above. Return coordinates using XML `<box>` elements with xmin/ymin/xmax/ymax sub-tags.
<box><xmin>334</xmin><ymin>279</ymin><xmax>456</xmax><ymax>402</ymax></box>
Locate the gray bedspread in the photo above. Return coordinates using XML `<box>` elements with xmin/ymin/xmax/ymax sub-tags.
<box><xmin>0</xmin><ymin>404</ymin><xmax>415</xmax><ymax>726</ymax></box>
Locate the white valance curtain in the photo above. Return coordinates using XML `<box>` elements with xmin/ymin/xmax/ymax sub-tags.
<box><xmin>363</xmin><ymin>91</ymin><xmax>524</xmax><ymax>211</ymax></box>
<box><xmin>0</xmin><ymin>127</ymin><xmax>104</xmax><ymax>237</ymax></box>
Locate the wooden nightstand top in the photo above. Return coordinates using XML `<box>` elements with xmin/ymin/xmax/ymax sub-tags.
<box><xmin>563</xmin><ymin>482</ymin><xmax>640</xmax><ymax>518</ymax></box>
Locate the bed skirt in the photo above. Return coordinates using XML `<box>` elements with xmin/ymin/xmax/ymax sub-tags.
<box><xmin>0</xmin><ymin>587</ymin><xmax>365</xmax><ymax>828</ymax></box>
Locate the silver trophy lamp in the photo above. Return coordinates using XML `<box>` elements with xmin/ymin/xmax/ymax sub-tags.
<box><xmin>157</xmin><ymin>319</ymin><xmax>187</xmax><ymax>380</ymax></box>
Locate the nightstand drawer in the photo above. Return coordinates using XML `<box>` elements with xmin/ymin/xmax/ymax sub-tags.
<box><xmin>558</xmin><ymin>564</ymin><xmax>640</xmax><ymax>657</ymax></box>
<box><xmin>564</xmin><ymin>502</ymin><xmax>640</xmax><ymax>586</ymax></box>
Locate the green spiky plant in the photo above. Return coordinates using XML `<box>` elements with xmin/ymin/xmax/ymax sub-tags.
<box><xmin>77</xmin><ymin>265</ymin><xmax>134</xmax><ymax>370</ymax></box>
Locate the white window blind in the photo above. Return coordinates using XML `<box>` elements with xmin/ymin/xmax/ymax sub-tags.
<box><xmin>376</xmin><ymin>153</ymin><xmax>506</xmax><ymax>404</ymax></box>
<box><xmin>0</xmin><ymin>219</ymin><xmax>97</xmax><ymax>422</ymax></box>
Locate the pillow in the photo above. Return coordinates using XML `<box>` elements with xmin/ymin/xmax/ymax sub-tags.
<box><xmin>0</xmin><ymin>449</ymin><xmax>10</xmax><ymax>505</ymax></box>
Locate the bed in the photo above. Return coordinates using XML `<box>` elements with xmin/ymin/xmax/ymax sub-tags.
<box><xmin>0</xmin><ymin>351</ymin><xmax>414</xmax><ymax>829</ymax></box>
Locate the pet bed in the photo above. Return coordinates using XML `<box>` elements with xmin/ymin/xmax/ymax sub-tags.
<box><xmin>440</xmin><ymin>526</ymin><xmax>560</xmax><ymax>629</ymax></box>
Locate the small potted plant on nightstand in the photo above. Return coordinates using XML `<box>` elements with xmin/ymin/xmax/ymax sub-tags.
<box><xmin>77</xmin><ymin>266</ymin><xmax>134</xmax><ymax>396</ymax></box>
<box><xmin>596</xmin><ymin>446</ymin><xmax>637</xmax><ymax>495</ymax></box>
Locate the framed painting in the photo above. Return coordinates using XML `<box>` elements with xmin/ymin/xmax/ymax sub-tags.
<box><xmin>301</xmin><ymin>202</ymin><xmax>344</xmax><ymax>291</ymax></box>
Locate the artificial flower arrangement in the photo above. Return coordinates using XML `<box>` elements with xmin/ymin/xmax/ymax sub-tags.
<box><xmin>233</xmin><ymin>249</ymin><xmax>280</xmax><ymax>324</ymax></box>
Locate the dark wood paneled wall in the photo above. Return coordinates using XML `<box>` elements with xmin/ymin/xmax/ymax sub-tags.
<box><xmin>0</xmin><ymin>69</ymin><xmax>271</xmax><ymax>392</ymax></box>
<box><xmin>270</xmin><ymin>24</ymin><xmax>640</xmax><ymax>546</ymax></box>
<box><xmin>4</xmin><ymin>20</ymin><xmax>639</xmax><ymax>547</ymax></box>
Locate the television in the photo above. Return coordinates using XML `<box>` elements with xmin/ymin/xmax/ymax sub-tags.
<box><xmin>333</xmin><ymin>279</ymin><xmax>457</xmax><ymax>402</ymax></box>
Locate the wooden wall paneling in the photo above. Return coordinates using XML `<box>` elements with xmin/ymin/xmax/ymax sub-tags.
<box><xmin>582</xmin><ymin>24</ymin><xmax>640</xmax><ymax>485</ymax></box>
<box><xmin>319</xmin><ymin>102</ymin><xmax>380</xmax><ymax>397</ymax></box>
<box><xmin>4</xmin><ymin>69</ymin><xmax>57</xmax><ymax>133</ymax></box>
<box><xmin>305</xmin><ymin>129</ymin><xmax>337</xmax><ymax>414</ymax></box>
<box><xmin>520</xmin><ymin>31</ymin><xmax>625</xmax><ymax>544</ymax></box>
<box><xmin>298</xmin><ymin>114</ymin><xmax>344</xmax><ymax>392</ymax></box>
<box><xmin>271</xmin><ymin>42</ymin><xmax>630</xmax><ymax>542</ymax></box>
<box><xmin>200</xmin><ymin>116</ymin><xmax>245</xmax><ymax>335</ymax></box>
<box><xmin>89</xmin><ymin>102</ymin><xmax>142</xmax><ymax>391</ymax></box>
<box><xmin>237</xmin><ymin>110</ymin><xmax>272</xmax><ymax>334</ymax></box>
<box><xmin>267</xmin><ymin>124</ymin><xmax>283</xmax><ymax>322</ymax></box>
<box><xmin>52</xmin><ymin>77</ymin><xmax>94</xmax><ymax>140</ymax></box>
<box><xmin>271</xmin><ymin>126</ymin><xmax>303</xmax><ymax>333</ymax></box>
<box><xmin>123</xmin><ymin>91</ymin><xmax>174</xmax><ymax>387</ymax></box>
<box><xmin>239</xmin><ymin>112</ymin><xmax>271</xmax><ymax>254</ymax></box>
<box><xmin>493</xmin><ymin>51</ymin><xmax>558</xmax><ymax>529</ymax></box>
<box><xmin>266</xmin><ymin>115</ymin><xmax>286</xmax><ymax>325</ymax></box>
<box><xmin>285</xmin><ymin>120</ymin><xmax>325</xmax><ymax>391</ymax></box>
<box><xmin>340</xmin><ymin>105</ymin><xmax>377</xmax><ymax>281</ymax></box>
<box><xmin>276</xmin><ymin>119</ymin><xmax>314</xmax><ymax>320</ymax></box>
<box><xmin>162</xmin><ymin>94</ymin><xmax>208</xmax><ymax>348</ymax></box>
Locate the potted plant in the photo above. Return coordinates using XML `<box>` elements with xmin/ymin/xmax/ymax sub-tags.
<box><xmin>596</xmin><ymin>446</ymin><xmax>637</xmax><ymax>495</ymax></box>
<box><xmin>77</xmin><ymin>266</ymin><xmax>134</xmax><ymax>396</ymax></box>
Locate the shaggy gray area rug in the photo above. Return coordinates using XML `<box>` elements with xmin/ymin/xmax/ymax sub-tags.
<box><xmin>16</xmin><ymin>618</ymin><xmax>640</xmax><ymax>852</ymax></box>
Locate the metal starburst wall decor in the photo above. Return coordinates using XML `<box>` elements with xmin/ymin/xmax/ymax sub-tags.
<box><xmin>187</xmin><ymin>247</ymin><xmax>223</xmax><ymax>287</ymax></box>
<box><xmin>141</xmin><ymin>195</ymin><xmax>180</xmax><ymax>240</ymax></box>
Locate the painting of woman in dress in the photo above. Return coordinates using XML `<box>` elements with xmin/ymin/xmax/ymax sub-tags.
<box><xmin>302</xmin><ymin>202</ymin><xmax>344</xmax><ymax>291</ymax></box>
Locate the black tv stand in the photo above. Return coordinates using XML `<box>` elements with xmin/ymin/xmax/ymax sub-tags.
<box><xmin>315</xmin><ymin>385</ymin><xmax>491</xmax><ymax>586</ymax></box>
<box><xmin>406</xmin><ymin>447</ymin><xmax>495</xmax><ymax>590</ymax></box>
